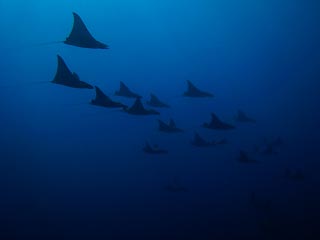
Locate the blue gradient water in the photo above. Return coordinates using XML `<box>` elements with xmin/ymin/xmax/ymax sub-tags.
<box><xmin>1</xmin><ymin>1</ymin><xmax>320</xmax><ymax>239</ymax></box>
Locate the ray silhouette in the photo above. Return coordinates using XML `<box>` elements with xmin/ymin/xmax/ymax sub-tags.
<box><xmin>91</xmin><ymin>86</ymin><xmax>127</xmax><ymax>108</ymax></box>
<box><xmin>124</xmin><ymin>97</ymin><xmax>160</xmax><ymax>115</ymax></box>
<box><xmin>64</xmin><ymin>12</ymin><xmax>108</xmax><ymax>49</ymax></box>
<box><xmin>202</xmin><ymin>113</ymin><xmax>235</xmax><ymax>130</ymax></box>
<box><xmin>115</xmin><ymin>81</ymin><xmax>141</xmax><ymax>98</ymax></box>
<box><xmin>146</xmin><ymin>94</ymin><xmax>170</xmax><ymax>108</ymax></box>
<box><xmin>183</xmin><ymin>80</ymin><xmax>213</xmax><ymax>98</ymax></box>
<box><xmin>51</xmin><ymin>55</ymin><xmax>93</xmax><ymax>89</ymax></box>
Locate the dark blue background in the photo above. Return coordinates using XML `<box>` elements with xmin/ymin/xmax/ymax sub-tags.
<box><xmin>0</xmin><ymin>1</ymin><xmax>319</xmax><ymax>239</ymax></box>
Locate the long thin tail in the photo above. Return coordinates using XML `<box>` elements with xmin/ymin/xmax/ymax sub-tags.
<box><xmin>5</xmin><ymin>40</ymin><xmax>63</xmax><ymax>51</ymax></box>
<box><xmin>0</xmin><ymin>81</ymin><xmax>49</xmax><ymax>89</ymax></box>
<box><xmin>30</xmin><ymin>40</ymin><xmax>63</xmax><ymax>47</ymax></box>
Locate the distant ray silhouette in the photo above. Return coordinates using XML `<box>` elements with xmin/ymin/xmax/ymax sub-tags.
<box><xmin>146</xmin><ymin>94</ymin><xmax>170</xmax><ymax>108</ymax></box>
<box><xmin>183</xmin><ymin>80</ymin><xmax>213</xmax><ymax>97</ymax></box>
<box><xmin>143</xmin><ymin>142</ymin><xmax>168</xmax><ymax>154</ymax></box>
<box><xmin>91</xmin><ymin>86</ymin><xmax>127</xmax><ymax>108</ymax></box>
<box><xmin>235</xmin><ymin>110</ymin><xmax>256</xmax><ymax>123</ymax></box>
<box><xmin>115</xmin><ymin>81</ymin><xmax>141</xmax><ymax>98</ymax></box>
<box><xmin>158</xmin><ymin>119</ymin><xmax>183</xmax><ymax>133</ymax></box>
<box><xmin>238</xmin><ymin>150</ymin><xmax>258</xmax><ymax>163</ymax></box>
<box><xmin>64</xmin><ymin>12</ymin><xmax>108</xmax><ymax>49</ymax></box>
<box><xmin>124</xmin><ymin>97</ymin><xmax>159</xmax><ymax>115</ymax></box>
<box><xmin>52</xmin><ymin>55</ymin><xmax>93</xmax><ymax>89</ymax></box>
<box><xmin>191</xmin><ymin>132</ymin><xmax>215</xmax><ymax>147</ymax></box>
<box><xmin>191</xmin><ymin>132</ymin><xmax>227</xmax><ymax>147</ymax></box>
<box><xmin>202</xmin><ymin>113</ymin><xmax>235</xmax><ymax>130</ymax></box>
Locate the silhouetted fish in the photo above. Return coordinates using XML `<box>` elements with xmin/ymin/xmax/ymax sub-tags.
<box><xmin>64</xmin><ymin>12</ymin><xmax>108</xmax><ymax>49</ymax></box>
<box><xmin>115</xmin><ymin>81</ymin><xmax>141</xmax><ymax>98</ymax></box>
<box><xmin>146</xmin><ymin>94</ymin><xmax>170</xmax><ymax>108</ymax></box>
<box><xmin>191</xmin><ymin>132</ymin><xmax>215</xmax><ymax>147</ymax></box>
<box><xmin>52</xmin><ymin>55</ymin><xmax>93</xmax><ymax>89</ymax></box>
<box><xmin>124</xmin><ymin>97</ymin><xmax>159</xmax><ymax>115</ymax></box>
<box><xmin>91</xmin><ymin>86</ymin><xmax>127</xmax><ymax>108</ymax></box>
<box><xmin>143</xmin><ymin>142</ymin><xmax>168</xmax><ymax>154</ymax></box>
<box><xmin>158</xmin><ymin>119</ymin><xmax>183</xmax><ymax>133</ymax></box>
<box><xmin>202</xmin><ymin>113</ymin><xmax>235</xmax><ymax>130</ymax></box>
<box><xmin>183</xmin><ymin>80</ymin><xmax>213</xmax><ymax>97</ymax></box>
<box><xmin>235</xmin><ymin>110</ymin><xmax>256</xmax><ymax>123</ymax></box>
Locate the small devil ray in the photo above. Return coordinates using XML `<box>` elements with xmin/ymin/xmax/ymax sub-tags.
<box><xmin>91</xmin><ymin>86</ymin><xmax>127</xmax><ymax>108</ymax></box>
<box><xmin>158</xmin><ymin>118</ymin><xmax>183</xmax><ymax>133</ymax></box>
<box><xmin>191</xmin><ymin>132</ymin><xmax>215</xmax><ymax>147</ymax></box>
<box><xmin>51</xmin><ymin>55</ymin><xmax>93</xmax><ymax>89</ymax></box>
<box><xmin>146</xmin><ymin>94</ymin><xmax>170</xmax><ymax>108</ymax></box>
<box><xmin>234</xmin><ymin>110</ymin><xmax>256</xmax><ymax>123</ymax></box>
<box><xmin>183</xmin><ymin>80</ymin><xmax>213</xmax><ymax>98</ymax></box>
<box><xmin>143</xmin><ymin>142</ymin><xmax>168</xmax><ymax>155</ymax></box>
<box><xmin>237</xmin><ymin>150</ymin><xmax>258</xmax><ymax>163</ymax></box>
<box><xmin>64</xmin><ymin>12</ymin><xmax>109</xmax><ymax>49</ymax></box>
<box><xmin>115</xmin><ymin>81</ymin><xmax>141</xmax><ymax>98</ymax></box>
<box><xmin>202</xmin><ymin>113</ymin><xmax>235</xmax><ymax>130</ymax></box>
<box><xmin>124</xmin><ymin>97</ymin><xmax>160</xmax><ymax>115</ymax></box>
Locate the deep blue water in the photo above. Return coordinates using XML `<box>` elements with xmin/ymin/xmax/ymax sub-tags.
<box><xmin>1</xmin><ymin>1</ymin><xmax>320</xmax><ymax>239</ymax></box>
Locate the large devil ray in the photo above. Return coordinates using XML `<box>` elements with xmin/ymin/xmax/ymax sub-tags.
<box><xmin>64</xmin><ymin>12</ymin><xmax>108</xmax><ymax>49</ymax></box>
<box><xmin>52</xmin><ymin>55</ymin><xmax>93</xmax><ymax>89</ymax></box>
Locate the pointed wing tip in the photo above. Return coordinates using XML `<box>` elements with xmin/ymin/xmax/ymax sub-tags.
<box><xmin>56</xmin><ymin>55</ymin><xmax>65</xmax><ymax>65</ymax></box>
